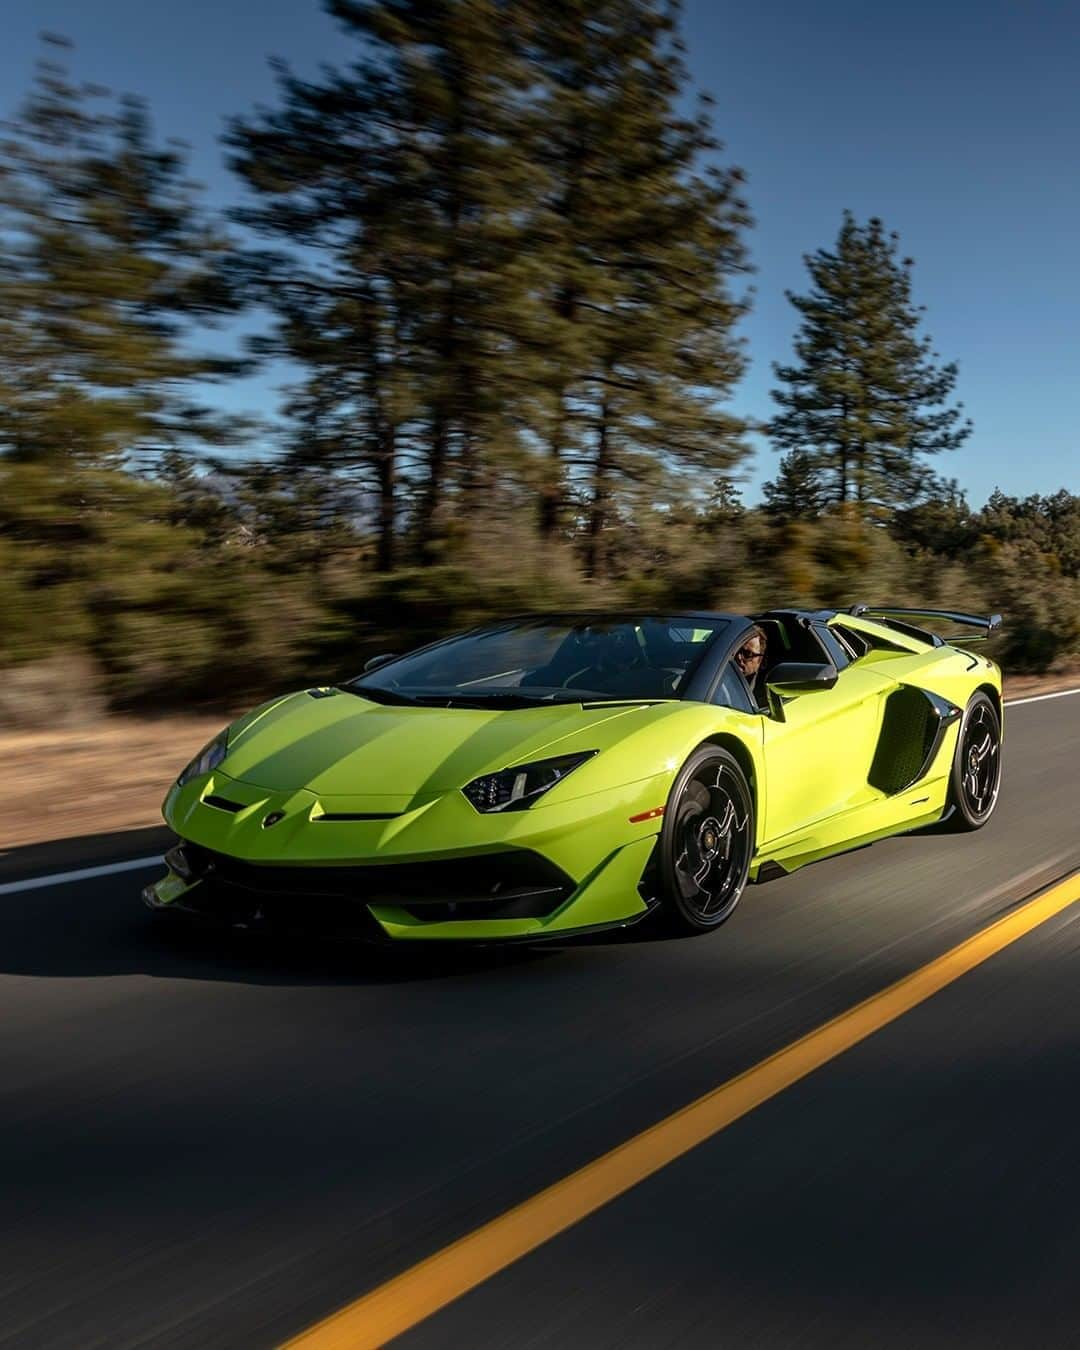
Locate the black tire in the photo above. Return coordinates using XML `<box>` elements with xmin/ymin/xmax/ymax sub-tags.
<box><xmin>658</xmin><ymin>746</ymin><xmax>754</xmax><ymax>935</ymax></box>
<box><xmin>945</xmin><ymin>691</ymin><xmax>1002</xmax><ymax>831</ymax></box>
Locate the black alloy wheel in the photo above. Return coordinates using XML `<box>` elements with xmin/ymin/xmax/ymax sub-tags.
<box><xmin>658</xmin><ymin>746</ymin><xmax>754</xmax><ymax>935</ymax></box>
<box><xmin>947</xmin><ymin>691</ymin><xmax>1002</xmax><ymax>831</ymax></box>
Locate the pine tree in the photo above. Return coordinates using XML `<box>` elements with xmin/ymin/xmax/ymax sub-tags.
<box><xmin>228</xmin><ymin>0</ymin><xmax>544</xmax><ymax>569</ymax></box>
<box><xmin>228</xmin><ymin>50</ymin><xmax>407</xmax><ymax>571</ymax></box>
<box><xmin>769</xmin><ymin>212</ymin><xmax>971</xmax><ymax>513</ymax></box>
<box><xmin>762</xmin><ymin>449</ymin><xmax>828</xmax><ymax>521</ymax></box>
<box><xmin>522</xmin><ymin>0</ymin><xmax>752</xmax><ymax>568</ymax></box>
<box><xmin>0</xmin><ymin>40</ymin><xmax>243</xmax><ymax>468</ymax></box>
<box><xmin>230</xmin><ymin>2</ymin><xmax>751</xmax><ymax>574</ymax></box>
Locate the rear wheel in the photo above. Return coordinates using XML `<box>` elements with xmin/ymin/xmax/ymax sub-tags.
<box><xmin>945</xmin><ymin>691</ymin><xmax>1002</xmax><ymax>831</ymax></box>
<box><xmin>658</xmin><ymin>747</ymin><xmax>754</xmax><ymax>935</ymax></box>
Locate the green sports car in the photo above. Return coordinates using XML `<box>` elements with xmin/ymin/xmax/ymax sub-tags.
<box><xmin>144</xmin><ymin>606</ymin><xmax>1004</xmax><ymax>942</ymax></box>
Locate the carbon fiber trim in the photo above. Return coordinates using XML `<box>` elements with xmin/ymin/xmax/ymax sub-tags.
<box><xmin>171</xmin><ymin>842</ymin><xmax>575</xmax><ymax>917</ymax></box>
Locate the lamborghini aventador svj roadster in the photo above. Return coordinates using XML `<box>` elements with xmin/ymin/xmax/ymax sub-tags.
<box><xmin>145</xmin><ymin>606</ymin><xmax>1003</xmax><ymax>941</ymax></box>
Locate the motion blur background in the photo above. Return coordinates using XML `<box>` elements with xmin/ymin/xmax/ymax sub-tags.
<box><xmin>2</xmin><ymin>0</ymin><xmax>1078</xmax><ymax>732</ymax></box>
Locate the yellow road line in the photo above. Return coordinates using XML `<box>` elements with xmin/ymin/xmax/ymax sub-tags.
<box><xmin>285</xmin><ymin>870</ymin><xmax>1080</xmax><ymax>1350</ymax></box>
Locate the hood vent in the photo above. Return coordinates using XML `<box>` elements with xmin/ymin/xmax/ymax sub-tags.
<box><xmin>314</xmin><ymin>811</ymin><xmax>400</xmax><ymax>822</ymax></box>
<box><xmin>202</xmin><ymin>794</ymin><xmax>244</xmax><ymax>813</ymax></box>
<box><xmin>306</xmin><ymin>687</ymin><xmax>339</xmax><ymax>699</ymax></box>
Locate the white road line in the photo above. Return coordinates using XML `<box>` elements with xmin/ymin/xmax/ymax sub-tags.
<box><xmin>1004</xmin><ymin>687</ymin><xmax>1080</xmax><ymax>708</ymax></box>
<box><xmin>0</xmin><ymin>855</ymin><xmax>162</xmax><ymax>897</ymax></box>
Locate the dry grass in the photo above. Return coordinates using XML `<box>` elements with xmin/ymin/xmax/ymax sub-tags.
<box><xmin>3</xmin><ymin>666</ymin><xmax>1078</xmax><ymax>853</ymax></box>
<box><xmin>1</xmin><ymin>715</ymin><xmax>226</xmax><ymax>852</ymax></box>
<box><xmin>999</xmin><ymin>663</ymin><xmax>1080</xmax><ymax>699</ymax></box>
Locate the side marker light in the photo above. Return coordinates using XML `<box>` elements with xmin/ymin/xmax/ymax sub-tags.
<box><xmin>629</xmin><ymin>806</ymin><xmax>666</xmax><ymax>823</ymax></box>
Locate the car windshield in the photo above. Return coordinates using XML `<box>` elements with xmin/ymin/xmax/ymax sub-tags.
<box><xmin>347</xmin><ymin>616</ymin><xmax>730</xmax><ymax>705</ymax></box>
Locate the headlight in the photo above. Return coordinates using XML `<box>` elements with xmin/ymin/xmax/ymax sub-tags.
<box><xmin>177</xmin><ymin>730</ymin><xmax>229</xmax><ymax>786</ymax></box>
<box><xmin>462</xmin><ymin>751</ymin><xmax>596</xmax><ymax>814</ymax></box>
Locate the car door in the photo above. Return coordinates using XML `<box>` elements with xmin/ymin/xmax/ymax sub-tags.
<box><xmin>757</xmin><ymin>626</ymin><xmax>893</xmax><ymax>844</ymax></box>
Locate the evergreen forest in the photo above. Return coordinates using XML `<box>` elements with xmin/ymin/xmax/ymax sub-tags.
<box><xmin>2</xmin><ymin>8</ymin><xmax>1077</xmax><ymax>724</ymax></box>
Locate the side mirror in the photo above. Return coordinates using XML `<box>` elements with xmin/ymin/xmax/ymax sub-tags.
<box><xmin>766</xmin><ymin>661</ymin><xmax>839</xmax><ymax>693</ymax></box>
<box><xmin>363</xmin><ymin>652</ymin><xmax>398</xmax><ymax>673</ymax></box>
<box><xmin>764</xmin><ymin>661</ymin><xmax>838</xmax><ymax>722</ymax></box>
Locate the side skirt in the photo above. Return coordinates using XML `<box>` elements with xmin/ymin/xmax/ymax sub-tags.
<box><xmin>750</xmin><ymin>785</ymin><xmax>949</xmax><ymax>881</ymax></box>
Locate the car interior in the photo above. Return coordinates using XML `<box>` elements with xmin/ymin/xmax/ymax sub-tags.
<box><xmin>520</xmin><ymin>620</ymin><xmax>714</xmax><ymax>698</ymax></box>
<box><xmin>736</xmin><ymin>613</ymin><xmax>835</xmax><ymax>709</ymax></box>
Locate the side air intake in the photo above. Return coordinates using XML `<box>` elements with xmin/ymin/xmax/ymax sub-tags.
<box><xmin>869</xmin><ymin>687</ymin><xmax>961</xmax><ymax>795</ymax></box>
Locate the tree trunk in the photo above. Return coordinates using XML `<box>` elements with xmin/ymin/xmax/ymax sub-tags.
<box><xmin>538</xmin><ymin>112</ymin><xmax>585</xmax><ymax>542</ymax></box>
<box><xmin>375</xmin><ymin>428</ymin><xmax>395</xmax><ymax>572</ymax></box>
<box><xmin>538</xmin><ymin>285</ymin><xmax>576</xmax><ymax>541</ymax></box>
<box><xmin>419</xmin><ymin>52</ymin><xmax>465</xmax><ymax>564</ymax></box>
<box><xmin>355</xmin><ymin>277</ymin><xmax>396</xmax><ymax>572</ymax></box>
<box><xmin>538</xmin><ymin>413</ymin><xmax>566</xmax><ymax>540</ymax></box>
<box><xmin>837</xmin><ymin>394</ymin><xmax>849</xmax><ymax>503</ymax></box>
<box><xmin>360</xmin><ymin>282</ymin><xmax>395</xmax><ymax>573</ymax></box>
<box><xmin>584</xmin><ymin>394</ymin><xmax>612</xmax><ymax>578</ymax></box>
<box><xmin>419</xmin><ymin>409</ymin><xmax>449</xmax><ymax>564</ymax></box>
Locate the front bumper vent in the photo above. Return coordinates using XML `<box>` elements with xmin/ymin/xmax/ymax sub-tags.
<box><xmin>169</xmin><ymin>842</ymin><xmax>574</xmax><ymax>923</ymax></box>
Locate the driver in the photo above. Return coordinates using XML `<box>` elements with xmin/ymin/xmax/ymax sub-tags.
<box><xmin>733</xmin><ymin>626</ymin><xmax>767</xmax><ymax>693</ymax></box>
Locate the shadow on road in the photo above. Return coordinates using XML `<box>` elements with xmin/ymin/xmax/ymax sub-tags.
<box><xmin>0</xmin><ymin>875</ymin><xmax>572</xmax><ymax>986</ymax></box>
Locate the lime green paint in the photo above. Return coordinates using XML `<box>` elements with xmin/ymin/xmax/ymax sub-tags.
<box><xmin>759</xmin><ymin>665</ymin><xmax>895</xmax><ymax>841</ymax></box>
<box><xmin>152</xmin><ymin>616</ymin><xmax>1002</xmax><ymax>941</ymax></box>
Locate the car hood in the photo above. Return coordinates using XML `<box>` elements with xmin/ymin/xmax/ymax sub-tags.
<box><xmin>220</xmin><ymin>689</ymin><xmax>652</xmax><ymax>799</ymax></box>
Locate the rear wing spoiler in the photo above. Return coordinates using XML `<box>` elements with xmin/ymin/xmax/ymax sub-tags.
<box><xmin>847</xmin><ymin>605</ymin><xmax>1002</xmax><ymax>646</ymax></box>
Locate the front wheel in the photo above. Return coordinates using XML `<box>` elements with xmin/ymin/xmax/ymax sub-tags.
<box><xmin>658</xmin><ymin>746</ymin><xmax>754</xmax><ymax>935</ymax></box>
<box><xmin>945</xmin><ymin>691</ymin><xmax>1002</xmax><ymax>831</ymax></box>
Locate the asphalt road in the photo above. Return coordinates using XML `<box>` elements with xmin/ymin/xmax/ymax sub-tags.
<box><xmin>1</xmin><ymin>693</ymin><xmax>1078</xmax><ymax>1349</ymax></box>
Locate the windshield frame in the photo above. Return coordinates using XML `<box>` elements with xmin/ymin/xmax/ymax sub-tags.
<box><xmin>344</xmin><ymin>612</ymin><xmax>736</xmax><ymax>707</ymax></box>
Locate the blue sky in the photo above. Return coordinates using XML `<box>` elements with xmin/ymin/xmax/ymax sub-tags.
<box><xmin>3</xmin><ymin>0</ymin><xmax>1077</xmax><ymax>504</ymax></box>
